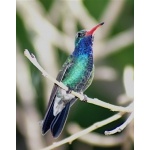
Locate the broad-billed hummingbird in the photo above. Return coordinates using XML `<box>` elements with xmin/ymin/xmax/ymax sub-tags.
<box><xmin>42</xmin><ymin>22</ymin><xmax>104</xmax><ymax>138</ymax></box>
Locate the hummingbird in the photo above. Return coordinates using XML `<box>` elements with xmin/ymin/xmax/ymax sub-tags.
<box><xmin>42</xmin><ymin>22</ymin><xmax>104</xmax><ymax>138</ymax></box>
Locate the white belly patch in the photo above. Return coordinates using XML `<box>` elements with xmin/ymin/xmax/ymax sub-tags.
<box><xmin>53</xmin><ymin>88</ymin><xmax>75</xmax><ymax>116</ymax></box>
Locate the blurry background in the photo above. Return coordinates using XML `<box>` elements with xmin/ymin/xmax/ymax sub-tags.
<box><xmin>16</xmin><ymin>0</ymin><xmax>134</xmax><ymax>150</ymax></box>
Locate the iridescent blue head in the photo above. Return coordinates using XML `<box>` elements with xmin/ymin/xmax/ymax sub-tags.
<box><xmin>73</xmin><ymin>22</ymin><xmax>104</xmax><ymax>56</ymax></box>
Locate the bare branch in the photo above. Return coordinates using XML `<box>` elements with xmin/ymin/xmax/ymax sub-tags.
<box><xmin>105</xmin><ymin>112</ymin><xmax>134</xmax><ymax>135</ymax></box>
<box><xmin>67</xmin><ymin>123</ymin><xmax>125</xmax><ymax>147</ymax></box>
<box><xmin>24</xmin><ymin>49</ymin><xmax>133</xmax><ymax>113</ymax></box>
<box><xmin>41</xmin><ymin>112</ymin><xmax>124</xmax><ymax>150</ymax></box>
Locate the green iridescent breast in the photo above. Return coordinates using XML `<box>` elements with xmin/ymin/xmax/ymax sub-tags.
<box><xmin>62</xmin><ymin>55</ymin><xmax>91</xmax><ymax>90</ymax></box>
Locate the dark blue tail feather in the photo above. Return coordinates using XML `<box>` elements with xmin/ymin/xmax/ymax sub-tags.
<box><xmin>51</xmin><ymin>102</ymin><xmax>70</xmax><ymax>138</ymax></box>
<box><xmin>42</xmin><ymin>100</ymin><xmax>71</xmax><ymax>138</ymax></box>
<box><xmin>42</xmin><ymin>100</ymin><xmax>55</xmax><ymax>135</ymax></box>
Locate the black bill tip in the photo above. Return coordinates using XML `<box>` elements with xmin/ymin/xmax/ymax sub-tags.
<box><xmin>100</xmin><ymin>22</ymin><xmax>104</xmax><ymax>26</ymax></box>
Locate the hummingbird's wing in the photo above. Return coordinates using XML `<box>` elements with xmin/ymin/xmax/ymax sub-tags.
<box><xmin>42</xmin><ymin>55</ymin><xmax>77</xmax><ymax>137</ymax></box>
<box><xmin>45</xmin><ymin>55</ymin><xmax>74</xmax><ymax>112</ymax></box>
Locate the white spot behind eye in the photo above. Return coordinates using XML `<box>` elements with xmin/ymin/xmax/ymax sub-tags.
<box><xmin>76</xmin><ymin>31</ymin><xmax>86</xmax><ymax>38</ymax></box>
<box><xmin>78</xmin><ymin>32</ymin><xmax>82</xmax><ymax>37</ymax></box>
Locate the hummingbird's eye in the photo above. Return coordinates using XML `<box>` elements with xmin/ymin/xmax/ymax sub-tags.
<box><xmin>77</xmin><ymin>32</ymin><xmax>82</xmax><ymax>37</ymax></box>
<box><xmin>77</xmin><ymin>32</ymin><xmax>85</xmax><ymax>38</ymax></box>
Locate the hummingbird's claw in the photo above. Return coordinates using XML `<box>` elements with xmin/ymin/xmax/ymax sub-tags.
<box><xmin>66</xmin><ymin>87</ymin><xmax>73</xmax><ymax>94</ymax></box>
<box><xmin>82</xmin><ymin>94</ymin><xmax>88</xmax><ymax>102</ymax></box>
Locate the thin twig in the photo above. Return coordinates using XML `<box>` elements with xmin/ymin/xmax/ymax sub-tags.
<box><xmin>41</xmin><ymin>112</ymin><xmax>124</xmax><ymax>150</ymax></box>
<box><xmin>24</xmin><ymin>49</ymin><xmax>133</xmax><ymax>113</ymax></box>
<box><xmin>105</xmin><ymin>112</ymin><xmax>134</xmax><ymax>135</ymax></box>
<box><xmin>67</xmin><ymin>123</ymin><xmax>125</xmax><ymax>147</ymax></box>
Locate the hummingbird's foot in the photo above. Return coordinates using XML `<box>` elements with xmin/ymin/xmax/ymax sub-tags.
<box><xmin>82</xmin><ymin>94</ymin><xmax>88</xmax><ymax>102</ymax></box>
<box><xmin>66</xmin><ymin>87</ymin><xmax>73</xmax><ymax>94</ymax></box>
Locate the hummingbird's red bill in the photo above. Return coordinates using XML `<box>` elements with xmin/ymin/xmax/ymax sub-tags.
<box><xmin>86</xmin><ymin>22</ymin><xmax>104</xmax><ymax>36</ymax></box>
